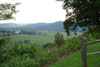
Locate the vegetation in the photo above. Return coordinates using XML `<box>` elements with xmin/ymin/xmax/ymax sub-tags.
<box><xmin>0</xmin><ymin>34</ymin><xmax>10</xmax><ymax>47</ymax></box>
<box><xmin>54</xmin><ymin>32</ymin><xmax>64</xmax><ymax>46</ymax></box>
<box><xmin>0</xmin><ymin>32</ymin><xmax>81</xmax><ymax>67</ymax></box>
<box><xmin>58</xmin><ymin>0</ymin><xmax>100</xmax><ymax>35</ymax></box>
<box><xmin>51</xmin><ymin>34</ymin><xmax>100</xmax><ymax>67</ymax></box>
<box><xmin>0</xmin><ymin>0</ymin><xmax>100</xmax><ymax>67</ymax></box>
<box><xmin>0</xmin><ymin>2</ymin><xmax>19</xmax><ymax>20</ymax></box>
<box><xmin>9</xmin><ymin>31</ymin><xmax>68</xmax><ymax>45</ymax></box>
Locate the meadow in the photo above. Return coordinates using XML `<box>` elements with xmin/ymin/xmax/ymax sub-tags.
<box><xmin>0</xmin><ymin>31</ymin><xmax>82</xmax><ymax>67</ymax></box>
<box><xmin>9</xmin><ymin>31</ymin><xmax>68</xmax><ymax>45</ymax></box>
<box><xmin>2</xmin><ymin>31</ymin><xmax>99</xmax><ymax>67</ymax></box>
<box><xmin>9</xmin><ymin>31</ymin><xmax>81</xmax><ymax>45</ymax></box>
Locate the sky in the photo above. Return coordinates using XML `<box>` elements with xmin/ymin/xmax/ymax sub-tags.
<box><xmin>0</xmin><ymin>0</ymin><xmax>66</xmax><ymax>24</ymax></box>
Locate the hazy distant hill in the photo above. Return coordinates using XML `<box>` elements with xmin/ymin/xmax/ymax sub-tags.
<box><xmin>19</xmin><ymin>21</ymin><xmax>64</xmax><ymax>31</ymax></box>
<box><xmin>0</xmin><ymin>23</ymin><xmax>19</xmax><ymax>28</ymax></box>
<box><xmin>0</xmin><ymin>21</ymin><xmax>83</xmax><ymax>32</ymax></box>
<box><xmin>0</xmin><ymin>21</ymin><xmax>82</xmax><ymax>32</ymax></box>
<box><xmin>0</xmin><ymin>21</ymin><xmax>64</xmax><ymax>31</ymax></box>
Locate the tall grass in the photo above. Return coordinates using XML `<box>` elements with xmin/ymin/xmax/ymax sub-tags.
<box><xmin>0</xmin><ymin>34</ymin><xmax>81</xmax><ymax>67</ymax></box>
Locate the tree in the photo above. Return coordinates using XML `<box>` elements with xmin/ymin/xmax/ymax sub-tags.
<box><xmin>54</xmin><ymin>32</ymin><xmax>64</xmax><ymax>46</ymax></box>
<box><xmin>57</xmin><ymin>0</ymin><xmax>100</xmax><ymax>35</ymax></box>
<box><xmin>0</xmin><ymin>2</ymin><xmax>19</xmax><ymax>20</ymax></box>
<box><xmin>0</xmin><ymin>2</ymin><xmax>19</xmax><ymax>47</ymax></box>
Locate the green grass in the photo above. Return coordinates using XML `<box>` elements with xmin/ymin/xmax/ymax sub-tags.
<box><xmin>51</xmin><ymin>43</ymin><xmax>100</xmax><ymax>67</ymax></box>
<box><xmin>10</xmin><ymin>34</ymin><xmax>54</xmax><ymax>45</ymax></box>
<box><xmin>0</xmin><ymin>31</ymin><xmax>83</xmax><ymax>67</ymax></box>
<box><xmin>9</xmin><ymin>31</ymin><xmax>68</xmax><ymax>45</ymax></box>
<box><xmin>9</xmin><ymin>31</ymin><xmax>81</xmax><ymax>46</ymax></box>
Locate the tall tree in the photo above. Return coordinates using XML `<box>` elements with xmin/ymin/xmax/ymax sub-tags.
<box><xmin>0</xmin><ymin>3</ymin><xmax>19</xmax><ymax>20</ymax></box>
<box><xmin>57</xmin><ymin>0</ymin><xmax>100</xmax><ymax>35</ymax></box>
<box><xmin>0</xmin><ymin>2</ymin><xmax>19</xmax><ymax>47</ymax></box>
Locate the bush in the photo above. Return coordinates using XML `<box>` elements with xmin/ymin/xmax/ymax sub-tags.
<box><xmin>0</xmin><ymin>44</ymin><xmax>37</xmax><ymax>64</ymax></box>
<box><xmin>82</xmin><ymin>33</ymin><xmax>96</xmax><ymax>41</ymax></box>
<box><xmin>43</xmin><ymin>42</ymin><xmax>56</xmax><ymax>48</ymax></box>
<box><xmin>24</xmin><ymin>40</ymin><xmax>30</xmax><ymax>44</ymax></box>
<box><xmin>54</xmin><ymin>32</ymin><xmax>64</xmax><ymax>46</ymax></box>
<box><xmin>1</xmin><ymin>57</ymin><xmax>36</xmax><ymax>67</ymax></box>
<box><xmin>64</xmin><ymin>39</ymin><xmax>81</xmax><ymax>52</ymax></box>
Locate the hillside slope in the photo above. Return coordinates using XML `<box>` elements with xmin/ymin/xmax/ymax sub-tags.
<box><xmin>0</xmin><ymin>21</ymin><xmax>65</xmax><ymax>32</ymax></box>
<box><xmin>18</xmin><ymin>21</ymin><xmax>65</xmax><ymax>31</ymax></box>
<box><xmin>0</xmin><ymin>21</ymin><xmax>83</xmax><ymax>32</ymax></box>
<box><xmin>50</xmin><ymin>43</ymin><xmax>100</xmax><ymax>67</ymax></box>
<box><xmin>0</xmin><ymin>23</ymin><xmax>19</xmax><ymax>28</ymax></box>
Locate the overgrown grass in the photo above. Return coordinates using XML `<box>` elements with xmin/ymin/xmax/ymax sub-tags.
<box><xmin>9</xmin><ymin>31</ymin><xmax>68</xmax><ymax>45</ymax></box>
<box><xmin>0</xmin><ymin>38</ymin><xmax>81</xmax><ymax>67</ymax></box>
<box><xmin>9</xmin><ymin>31</ymin><xmax>81</xmax><ymax>45</ymax></box>
<box><xmin>51</xmin><ymin>34</ymin><xmax>100</xmax><ymax>67</ymax></box>
<box><xmin>51</xmin><ymin>43</ymin><xmax>100</xmax><ymax>67</ymax></box>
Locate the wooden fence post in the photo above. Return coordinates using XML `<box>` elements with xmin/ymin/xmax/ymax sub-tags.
<box><xmin>81</xmin><ymin>36</ymin><xmax>87</xmax><ymax>67</ymax></box>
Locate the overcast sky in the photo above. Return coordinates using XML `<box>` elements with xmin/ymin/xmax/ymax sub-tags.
<box><xmin>0</xmin><ymin>0</ymin><xmax>66</xmax><ymax>24</ymax></box>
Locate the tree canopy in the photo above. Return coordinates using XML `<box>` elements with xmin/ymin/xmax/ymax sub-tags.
<box><xmin>0</xmin><ymin>3</ymin><xmax>19</xmax><ymax>20</ymax></box>
<box><xmin>58</xmin><ymin>0</ymin><xmax>100</xmax><ymax>35</ymax></box>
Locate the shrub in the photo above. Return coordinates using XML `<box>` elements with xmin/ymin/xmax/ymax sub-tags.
<box><xmin>1</xmin><ymin>57</ymin><xmax>36</xmax><ymax>67</ymax></box>
<box><xmin>24</xmin><ymin>40</ymin><xmax>30</xmax><ymax>44</ymax></box>
<box><xmin>54</xmin><ymin>32</ymin><xmax>64</xmax><ymax>46</ymax></box>
<box><xmin>82</xmin><ymin>33</ymin><xmax>96</xmax><ymax>41</ymax></box>
<box><xmin>0</xmin><ymin>44</ymin><xmax>37</xmax><ymax>64</ymax></box>
<box><xmin>64</xmin><ymin>39</ymin><xmax>81</xmax><ymax>52</ymax></box>
<box><xmin>43</xmin><ymin>42</ymin><xmax>56</xmax><ymax>48</ymax></box>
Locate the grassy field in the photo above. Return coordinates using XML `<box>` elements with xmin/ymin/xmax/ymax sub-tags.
<box><xmin>9</xmin><ymin>31</ymin><xmax>82</xmax><ymax>46</ymax></box>
<box><xmin>9</xmin><ymin>31</ymin><xmax>68</xmax><ymax>45</ymax></box>
<box><xmin>50</xmin><ymin>43</ymin><xmax>100</xmax><ymax>67</ymax></box>
<box><xmin>10</xmin><ymin>34</ymin><xmax>54</xmax><ymax>45</ymax></box>
<box><xmin>0</xmin><ymin>31</ymin><xmax>83</xmax><ymax>67</ymax></box>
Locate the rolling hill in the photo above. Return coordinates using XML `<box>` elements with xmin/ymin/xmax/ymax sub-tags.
<box><xmin>20</xmin><ymin>21</ymin><xmax>64</xmax><ymax>31</ymax></box>
<box><xmin>0</xmin><ymin>21</ymin><xmax>65</xmax><ymax>32</ymax></box>
<box><xmin>0</xmin><ymin>21</ymin><xmax>83</xmax><ymax>32</ymax></box>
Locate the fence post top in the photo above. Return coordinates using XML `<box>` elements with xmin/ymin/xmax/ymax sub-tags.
<box><xmin>81</xmin><ymin>36</ymin><xmax>86</xmax><ymax>42</ymax></box>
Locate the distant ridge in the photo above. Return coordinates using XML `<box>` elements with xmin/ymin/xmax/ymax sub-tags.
<box><xmin>0</xmin><ymin>21</ymin><xmax>65</xmax><ymax>32</ymax></box>
<box><xmin>20</xmin><ymin>21</ymin><xmax>64</xmax><ymax>31</ymax></box>
<box><xmin>0</xmin><ymin>23</ymin><xmax>19</xmax><ymax>28</ymax></box>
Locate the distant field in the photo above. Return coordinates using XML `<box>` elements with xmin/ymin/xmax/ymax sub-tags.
<box><xmin>9</xmin><ymin>31</ymin><xmax>82</xmax><ymax>46</ymax></box>
<box><xmin>10</xmin><ymin>35</ymin><xmax>52</xmax><ymax>45</ymax></box>
<box><xmin>9</xmin><ymin>31</ymin><xmax>68</xmax><ymax>45</ymax></box>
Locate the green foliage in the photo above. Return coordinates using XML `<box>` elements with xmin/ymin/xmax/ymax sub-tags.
<box><xmin>60</xmin><ymin>0</ymin><xmax>100</xmax><ymax>35</ymax></box>
<box><xmin>51</xmin><ymin>33</ymin><xmax>100</xmax><ymax>67</ymax></box>
<box><xmin>0</xmin><ymin>36</ymin><xmax>82</xmax><ymax>67</ymax></box>
<box><xmin>0</xmin><ymin>32</ymin><xmax>82</xmax><ymax>67</ymax></box>
<box><xmin>82</xmin><ymin>32</ymin><xmax>100</xmax><ymax>41</ymax></box>
<box><xmin>43</xmin><ymin>42</ymin><xmax>56</xmax><ymax>48</ymax></box>
<box><xmin>0</xmin><ymin>44</ymin><xmax>37</xmax><ymax>63</ymax></box>
<box><xmin>1</xmin><ymin>57</ymin><xmax>36</xmax><ymax>67</ymax></box>
<box><xmin>0</xmin><ymin>3</ymin><xmax>20</xmax><ymax>20</ymax></box>
<box><xmin>64</xmin><ymin>39</ymin><xmax>81</xmax><ymax>52</ymax></box>
<box><xmin>54</xmin><ymin>33</ymin><xmax>64</xmax><ymax>46</ymax></box>
<box><xmin>0</xmin><ymin>34</ymin><xmax>10</xmax><ymax>47</ymax></box>
<box><xmin>51</xmin><ymin>43</ymin><xmax>100</xmax><ymax>67</ymax></box>
<box><xmin>24</xmin><ymin>40</ymin><xmax>30</xmax><ymax>44</ymax></box>
<box><xmin>82</xmin><ymin>33</ymin><xmax>96</xmax><ymax>41</ymax></box>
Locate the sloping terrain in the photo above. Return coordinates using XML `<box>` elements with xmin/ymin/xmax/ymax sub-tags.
<box><xmin>0</xmin><ymin>21</ymin><xmax>64</xmax><ymax>32</ymax></box>
<box><xmin>50</xmin><ymin>43</ymin><xmax>100</xmax><ymax>67</ymax></box>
